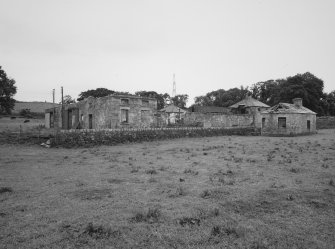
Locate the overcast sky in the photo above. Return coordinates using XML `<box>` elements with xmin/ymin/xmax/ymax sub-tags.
<box><xmin>1</xmin><ymin>0</ymin><xmax>334</xmax><ymax>105</ymax></box>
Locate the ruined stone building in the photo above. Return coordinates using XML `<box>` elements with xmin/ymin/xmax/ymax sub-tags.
<box><xmin>45</xmin><ymin>94</ymin><xmax>157</xmax><ymax>129</ymax></box>
<box><xmin>229</xmin><ymin>95</ymin><xmax>270</xmax><ymax>114</ymax></box>
<box><xmin>158</xmin><ymin>104</ymin><xmax>187</xmax><ymax>125</ymax></box>
<box><xmin>182</xmin><ymin>96</ymin><xmax>269</xmax><ymax>129</ymax></box>
<box><xmin>261</xmin><ymin>98</ymin><xmax>316</xmax><ymax>135</ymax></box>
<box><xmin>229</xmin><ymin>96</ymin><xmax>270</xmax><ymax>128</ymax></box>
<box><xmin>45</xmin><ymin>94</ymin><xmax>316</xmax><ymax>136</ymax></box>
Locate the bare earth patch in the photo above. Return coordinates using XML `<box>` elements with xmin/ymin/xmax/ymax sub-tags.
<box><xmin>0</xmin><ymin>129</ymin><xmax>335</xmax><ymax>248</ymax></box>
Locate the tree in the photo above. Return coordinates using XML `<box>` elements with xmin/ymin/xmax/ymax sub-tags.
<box><xmin>194</xmin><ymin>87</ymin><xmax>250</xmax><ymax>107</ymax></box>
<box><xmin>278</xmin><ymin>72</ymin><xmax>324</xmax><ymax>114</ymax></box>
<box><xmin>171</xmin><ymin>94</ymin><xmax>189</xmax><ymax>108</ymax></box>
<box><xmin>77</xmin><ymin>88</ymin><xmax>130</xmax><ymax>101</ymax></box>
<box><xmin>194</xmin><ymin>95</ymin><xmax>214</xmax><ymax>106</ymax></box>
<box><xmin>62</xmin><ymin>95</ymin><xmax>76</xmax><ymax>104</ymax></box>
<box><xmin>251</xmin><ymin>79</ymin><xmax>282</xmax><ymax>106</ymax></box>
<box><xmin>135</xmin><ymin>91</ymin><xmax>170</xmax><ymax>109</ymax></box>
<box><xmin>0</xmin><ymin>66</ymin><xmax>17</xmax><ymax>114</ymax></box>
<box><xmin>320</xmin><ymin>91</ymin><xmax>335</xmax><ymax>116</ymax></box>
<box><xmin>251</xmin><ymin>72</ymin><xmax>325</xmax><ymax>114</ymax></box>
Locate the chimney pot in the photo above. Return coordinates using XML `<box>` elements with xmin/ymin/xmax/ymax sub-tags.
<box><xmin>293</xmin><ymin>98</ymin><xmax>302</xmax><ymax>108</ymax></box>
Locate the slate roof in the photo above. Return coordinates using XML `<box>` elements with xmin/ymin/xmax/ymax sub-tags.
<box><xmin>261</xmin><ymin>103</ymin><xmax>316</xmax><ymax>114</ymax></box>
<box><xmin>230</xmin><ymin>96</ymin><xmax>270</xmax><ymax>108</ymax></box>
<box><xmin>159</xmin><ymin>104</ymin><xmax>187</xmax><ymax>113</ymax></box>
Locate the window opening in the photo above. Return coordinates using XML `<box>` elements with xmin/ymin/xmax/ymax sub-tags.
<box><xmin>121</xmin><ymin>99</ymin><xmax>129</xmax><ymax>105</ymax></box>
<box><xmin>278</xmin><ymin>117</ymin><xmax>286</xmax><ymax>129</ymax></box>
<box><xmin>121</xmin><ymin>109</ymin><xmax>129</xmax><ymax>123</ymax></box>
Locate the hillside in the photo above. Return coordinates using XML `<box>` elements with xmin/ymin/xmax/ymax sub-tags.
<box><xmin>12</xmin><ymin>101</ymin><xmax>60</xmax><ymax>114</ymax></box>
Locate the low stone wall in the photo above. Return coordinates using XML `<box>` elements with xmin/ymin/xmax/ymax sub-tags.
<box><xmin>316</xmin><ymin>116</ymin><xmax>335</xmax><ymax>129</ymax></box>
<box><xmin>184</xmin><ymin>112</ymin><xmax>254</xmax><ymax>128</ymax></box>
<box><xmin>52</xmin><ymin>127</ymin><xmax>260</xmax><ymax>147</ymax></box>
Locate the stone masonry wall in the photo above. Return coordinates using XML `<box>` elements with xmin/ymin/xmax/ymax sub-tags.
<box><xmin>76</xmin><ymin>95</ymin><xmax>157</xmax><ymax>129</ymax></box>
<box><xmin>45</xmin><ymin>95</ymin><xmax>157</xmax><ymax>130</ymax></box>
<box><xmin>53</xmin><ymin>127</ymin><xmax>260</xmax><ymax>147</ymax></box>
<box><xmin>261</xmin><ymin>113</ymin><xmax>316</xmax><ymax>135</ymax></box>
<box><xmin>316</xmin><ymin>116</ymin><xmax>335</xmax><ymax>129</ymax></box>
<box><xmin>184</xmin><ymin>112</ymin><xmax>255</xmax><ymax>128</ymax></box>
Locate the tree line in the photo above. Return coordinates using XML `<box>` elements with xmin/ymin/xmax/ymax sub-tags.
<box><xmin>0</xmin><ymin>65</ymin><xmax>334</xmax><ymax>116</ymax></box>
<box><xmin>193</xmin><ymin>72</ymin><xmax>335</xmax><ymax>116</ymax></box>
<box><xmin>67</xmin><ymin>71</ymin><xmax>335</xmax><ymax>116</ymax></box>
<box><xmin>76</xmin><ymin>88</ymin><xmax>189</xmax><ymax>110</ymax></box>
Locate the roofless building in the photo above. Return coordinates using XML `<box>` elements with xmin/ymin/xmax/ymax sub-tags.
<box><xmin>261</xmin><ymin>98</ymin><xmax>316</xmax><ymax>136</ymax></box>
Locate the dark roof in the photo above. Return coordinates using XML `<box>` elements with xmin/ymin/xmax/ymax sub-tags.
<box><xmin>191</xmin><ymin>106</ymin><xmax>231</xmax><ymax>114</ymax></box>
<box><xmin>159</xmin><ymin>104</ymin><xmax>187</xmax><ymax>113</ymax></box>
<box><xmin>230</xmin><ymin>96</ymin><xmax>270</xmax><ymax>108</ymax></box>
<box><xmin>261</xmin><ymin>103</ymin><xmax>316</xmax><ymax>114</ymax></box>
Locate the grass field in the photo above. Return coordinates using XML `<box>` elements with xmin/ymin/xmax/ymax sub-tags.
<box><xmin>0</xmin><ymin>130</ymin><xmax>334</xmax><ymax>248</ymax></box>
<box><xmin>0</xmin><ymin>116</ymin><xmax>45</xmax><ymax>132</ymax></box>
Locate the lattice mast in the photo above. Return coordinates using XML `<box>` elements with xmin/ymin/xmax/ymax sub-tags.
<box><xmin>172</xmin><ymin>74</ymin><xmax>176</xmax><ymax>97</ymax></box>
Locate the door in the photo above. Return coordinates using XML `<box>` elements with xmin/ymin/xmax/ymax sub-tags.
<box><xmin>50</xmin><ymin>112</ymin><xmax>54</xmax><ymax>128</ymax></box>
<box><xmin>307</xmin><ymin>120</ymin><xmax>311</xmax><ymax>131</ymax></box>
<box><xmin>68</xmin><ymin>110</ymin><xmax>72</xmax><ymax>129</ymax></box>
<box><xmin>262</xmin><ymin>118</ymin><xmax>265</xmax><ymax>128</ymax></box>
<box><xmin>89</xmin><ymin>114</ymin><xmax>93</xmax><ymax>129</ymax></box>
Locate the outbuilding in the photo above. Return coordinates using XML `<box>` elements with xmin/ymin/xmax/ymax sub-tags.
<box><xmin>229</xmin><ymin>96</ymin><xmax>270</xmax><ymax>128</ymax></box>
<box><xmin>159</xmin><ymin>104</ymin><xmax>187</xmax><ymax>125</ymax></box>
<box><xmin>261</xmin><ymin>98</ymin><xmax>316</xmax><ymax>136</ymax></box>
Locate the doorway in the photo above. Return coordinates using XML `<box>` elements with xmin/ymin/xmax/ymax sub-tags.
<box><xmin>307</xmin><ymin>120</ymin><xmax>311</xmax><ymax>131</ymax></box>
<box><xmin>68</xmin><ymin>110</ymin><xmax>72</xmax><ymax>129</ymax></box>
<box><xmin>89</xmin><ymin>114</ymin><xmax>93</xmax><ymax>129</ymax></box>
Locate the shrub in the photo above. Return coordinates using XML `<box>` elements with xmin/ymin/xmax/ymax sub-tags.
<box><xmin>130</xmin><ymin>208</ymin><xmax>161</xmax><ymax>223</ymax></box>
<box><xmin>19</xmin><ymin>109</ymin><xmax>33</xmax><ymax>118</ymax></box>
<box><xmin>200</xmin><ymin>189</ymin><xmax>211</xmax><ymax>198</ymax></box>
<box><xmin>169</xmin><ymin>186</ymin><xmax>186</xmax><ymax>197</ymax></box>
<box><xmin>0</xmin><ymin>187</ymin><xmax>13</xmax><ymax>194</ymax></box>
<box><xmin>177</xmin><ymin>217</ymin><xmax>200</xmax><ymax>227</ymax></box>
<box><xmin>145</xmin><ymin>169</ymin><xmax>157</xmax><ymax>175</ymax></box>
<box><xmin>130</xmin><ymin>167</ymin><xmax>140</xmax><ymax>173</ymax></box>
<box><xmin>83</xmin><ymin>222</ymin><xmax>116</xmax><ymax>239</ymax></box>
<box><xmin>183</xmin><ymin>168</ymin><xmax>199</xmax><ymax>175</ymax></box>
<box><xmin>289</xmin><ymin>168</ymin><xmax>299</xmax><ymax>173</ymax></box>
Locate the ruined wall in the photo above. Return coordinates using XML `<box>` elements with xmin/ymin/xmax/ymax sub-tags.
<box><xmin>183</xmin><ymin>112</ymin><xmax>255</xmax><ymax>128</ymax></box>
<box><xmin>316</xmin><ymin>116</ymin><xmax>335</xmax><ymax>129</ymax></box>
<box><xmin>53</xmin><ymin>127</ymin><xmax>260</xmax><ymax>147</ymax></box>
<box><xmin>45</xmin><ymin>107</ymin><xmax>62</xmax><ymax>129</ymax></box>
<box><xmin>77</xmin><ymin>95</ymin><xmax>157</xmax><ymax>129</ymax></box>
<box><xmin>45</xmin><ymin>95</ymin><xmax>157</xmax><ymax>130</ymax></box>
<box><xmin>45</xmin><ymin>113</ymin><xmax>50</xmax><ymax>128</ymax></box>
<box><xmin>261</xmin><ymin>113</ymin><xmax>316</xmax><ymax>136</ymax></box>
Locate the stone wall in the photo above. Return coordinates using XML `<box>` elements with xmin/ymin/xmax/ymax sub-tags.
<box><xmin>316</xmin><ymin>116</ymin><xmax>335</xmax><ymax>129</ymax></box>
<box><xmin>45</xmin><ymin>95</ymin><xmax>157</xmax><ymax>130</ymax></box>
<box><xmin>45</xmin><ymin>107</ymin><xmax>62</xmax><ymax>129</ymax></box>
<box><xmin>53</xmin><ymin>127</ymin><xmax>260</xmax><ymax>147</ymax></box>
<box><xmin>183</xmin><ymin>112</ymin><xmax>255</xmax><ymax>128</ymax></box>
<box><xmin>261</xmin><ymin>113</ymin><xmax>316</xmax><ymax>136</ymax></box>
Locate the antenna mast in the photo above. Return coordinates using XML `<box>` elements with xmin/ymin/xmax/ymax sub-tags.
<box><xmin>172</xmin><ymin>74</ymin><xmax>176</xmax><ymax>97</ymax></box>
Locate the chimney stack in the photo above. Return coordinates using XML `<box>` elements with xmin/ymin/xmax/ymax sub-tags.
<box><xmin>293</xmin><ymin>98</ymin><xmax>302</xmax><ymax>108</ymax></box>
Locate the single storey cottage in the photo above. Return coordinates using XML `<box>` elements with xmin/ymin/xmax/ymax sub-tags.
<box><xmin>261</xmin><ymin>98</ymin><xmax>316</xmax><ymax>136</ymax></box>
